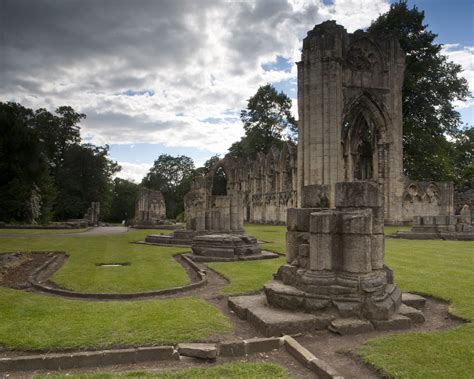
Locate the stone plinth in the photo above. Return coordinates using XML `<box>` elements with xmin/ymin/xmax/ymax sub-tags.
<box><xmin>266</xmin><ymin>182</ymin><xmax>401</xmax><ymax>321</ymax></box>
<box><xmin>394</xmin><ymin>212</ymin><xmax>474</xmax><ymax>240</ymax></box>
<box><xmin>188</xmin><ymin>234</ymin><xmax>279</xmax><ymax>262</ymax></box>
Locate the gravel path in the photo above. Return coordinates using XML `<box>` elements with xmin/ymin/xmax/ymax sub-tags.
<box><xmin>0</xmin><ymin>226</ymin><xmax>129</xmax><ymax>238</ymax></box>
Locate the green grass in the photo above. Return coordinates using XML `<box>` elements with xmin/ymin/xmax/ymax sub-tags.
<box><xmin>0</xmin><ymin>229</ymin><xmax>190</xmax><ymax>293</ymax></box>
<box><xmin>0</xmin><ymin>287</ymin><xmax>230</xmax><ymax>350</ymax></box>
<box><xmin>384</xmin><ymin>225</ymin><xmax>411</xmax><ymax>235</ymax></box>
<box><xmin>0</xmin><ymin>228</ymin><xmax>89</xmax><ymax>234</ymax></box>
<box><xmin>208</xmin><ymin>257</ymin><xmax>285</xmax><ymax>295</ymax></box>
<box><xmin>358</xmin><ymin>238</ymin><xmax>474</xmax><ymax>379</ymax></box>
<box><xmin>206</xmin><ymin>224</ymin><xmax>287</xmax><ymax>295</ymax></box>
<box><xmin>36</xmin><ymin>362</ymin><xmax>291</xmax><ymax>379</ymax></box>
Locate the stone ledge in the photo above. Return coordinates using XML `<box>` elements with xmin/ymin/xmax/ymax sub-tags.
<box><xmin>401</xmin><ymin>293</ymin><xmax>426</xmax><ymax>310</ymax></box>
<box><xmin>0</xmin><ymin>347</ymin><xmax>178</xmax><ymax>372</ymax></box>
<box><xmin>329</xmin><ymin>318</ymin><xmax>374</xmax><ymax>335</ymax></box>
<box><xmin>283</xmin><ymin>336</ymin><xmax>343</xmax><ymax>379</ymax></box>
<box><xmin>177</xmin><ymin>343</ymin><xmax>217</xmax><ymax>360</ymax></box>
<box><xmin>184</xmin><ymin>250</ymin><xmax>279</xmax><ymax>263</ymax></box>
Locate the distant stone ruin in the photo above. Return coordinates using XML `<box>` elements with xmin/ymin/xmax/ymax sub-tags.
<box><xmin>84</xmin><ymin>202</ymin><xmax>100</xmax><ymax>226</ymax></box>
<box><xmin>145</xmin><ymin>162</ymin><xmax>277</xmax><ymax>261</ymax></box>
<box><xmin>203</xmin><ymin>20</ymin><xmax>455</xmax><ymax>226</ymax></box>
<box><xmin>134</xmin><ymin>188</ymin><xmax>166</xmax><ymax>226</ymax></box>
<box><xmin>228</xmin><ymin>21</ymin><xmax>431</xmax><ymax>337</ymax></box>
<box><xmin>394</xmin><ymin>207</ymin><xmax>473</xmax><ymax>240</ymax></box>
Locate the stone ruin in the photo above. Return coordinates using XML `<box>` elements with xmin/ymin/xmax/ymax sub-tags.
<box><xmin>133</xmin><ymin>188</ymin><xmax>167</xmax><ymax>226</ymax></box>
<box><xmin>267</xmin><ymin>182</ymin><xmax>398</xmax><ymax>320</ymax></box>
<box><xmin>146</xmin><ymin>163</ymin><xmax>277</xmax><ymax>261</ymax></box>
<box><xmin>228</xmin><ymin>21</ymin><xmax>434</xmax><ymax>337</ymax></box>
<box><xmin>84</xmin><ymin>202</ymin><xmax>100</xmax><ymax>226</ymax></box>
<box><xmin>198</xmin><ymin>20</ymin><xmax>456</xmax><ymax>227</ymax></box>
<box><xmin>394</xmin><ymin>208</ymin><xmax>473</xmax><ymax>240</ymax></box>
<box><xmin>230</xmin><ymin>182</ymin><xmax>426</xmax><ymax>335</ymax></box>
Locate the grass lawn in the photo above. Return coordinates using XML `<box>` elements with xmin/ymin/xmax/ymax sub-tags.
<box><xmin>0</xmin><ymin>288</ymin><xmax>230</xmax><ymax>350</ymax></box>
<box><xmin>210</xmin><ymin>224</ymin><xmax>474</xmax><ymax>378</ymax></box>
<box><xmin>0</xmin><ymin>229</ymin><xmax>190</xmax><ymax>293</ymax></box>
<box><xmin>0</xmin><ymin>228</ymin><xmax>89</xmax><ymax>235</ymax></box>
<box><xmin>35</xmin><ymin>362</ymin><xmax>290</xmax><ymax>379</ymax></box>
<box><xmin>358</xmin><ymin>238</ymin><xmax>474</xmax><ymax>379</ymax></box>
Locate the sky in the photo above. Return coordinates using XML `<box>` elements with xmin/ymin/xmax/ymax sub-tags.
<box><xmin>1</xmin><ymin>0</ymin><xmax>472</xmax><ymax>183</ymax></box>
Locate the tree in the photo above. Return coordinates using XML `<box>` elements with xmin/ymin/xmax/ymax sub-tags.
<box><xmin>194</xmin><ymin>154</ymin><xmax>221</xmax><ymax>176</ymax></box>
<box><xmin>369</xmin><ymin>1</ymin><xmax>471</xmax><ymax>183</ymax></box>
<box><xmin>107</xmin><ymin>178</ymin><xmax>140</xmax><ymax>223</ymax></box>
<box><xmin>452</xmin><ymin>126</ymin><xmax>474</xmax><ymax>188</ymax></box>
<box><xmin>33</xmin><ymin>106</ymin><xmax>84</xmax><ymax>178</ymax></box>
<box><xmin>0</xmin><ymin>102</ymin><xmax>55</xmax><ymax>223</ymax></box>
<box><xmin>54</xmin><ymin>144</ymin><xmax>120</xmax><ymax>220</ymax></box>
<box><xmin>229</xmin><ymin>84</ymin><xmax>297</xmax><ymax>159</ymax></box>
<box><xmin>142</xmin><ymin>154</ymin><xmax>195</xmax><ymax>218</ymax></box>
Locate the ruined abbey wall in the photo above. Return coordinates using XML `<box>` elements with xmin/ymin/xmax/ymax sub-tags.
<box><xmin>186</xmin><ymin>21</ymin><xmax>455</xmax><ymax>226</ymax></box>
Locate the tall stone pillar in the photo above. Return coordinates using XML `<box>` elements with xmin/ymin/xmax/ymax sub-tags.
<box><xmin>296</xmin><ymin>21</ymin><xmax>406</xmax><ymax>224</ymax></box>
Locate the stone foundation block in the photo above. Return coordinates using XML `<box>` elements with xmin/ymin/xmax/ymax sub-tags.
<box><xmin>401</xmin><ymin>293</ymin><xmax>426</xmax><ymax>309</ymax></box>
<box><xmin>371</xmin><ymin>314</ymin><xmax>412</xmax><ymax>331</ymax></box>
<box><xmin>228</xmin><ymin>295</ymin><xmax>264</xmax><ymax>320</ymax></box>
<box><xmin>398</xmin><ymin>304</ymin><xmax>425</xmax><ymax>323</ymax></box>
<box><xmin>177</xmin><ymin>343</ymin><xmax>217</xmax><ymax>360</ymax></box>
<box><xmin>340</xmin><ymin>210</ymin><xmax>372</xmax><ymax>234</ymax></box>
<box><xmin>335</xmin><ymin>182</ymin><xmax>381</xmax><ymax>208</ymax></box>
<box><xmin>329</xmin><ymin>318</ymin><xmax>374</xmax><ymax>335</ymax></box>
<box><xmin>218</xmin><ymin>340</ymin><xmax>246</xmax><ymax>357</ymax></box>
<box><xmin>287</xmin><ymin>208</ymin><xmax>322</xmax><ymax>232</ymax></box>
<box><xmin>310</xmin><ymin>234</ymin><xmax>333</xmax><ymax>270</ymax></box>
<box><xmin>301</xmin><ymin>185</ymin><xmax>330</xmax><ymax>208</ymax></box>
<box><xmin>341</xmin><ymin>235</ymin><xmax>371</xmax><ymax>273</ymax></box>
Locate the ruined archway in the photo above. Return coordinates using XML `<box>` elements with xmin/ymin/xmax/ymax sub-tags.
<box><xmin>341</xmin><ymin>94</ymin><xmax>390</xmax><ymax>184</ymax></box>
<box><xmin>211</xmin><ymin>166</ymin><xmax>228</xmax><ymax>196</ymax></box>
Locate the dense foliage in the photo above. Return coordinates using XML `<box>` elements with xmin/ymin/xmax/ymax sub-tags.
<box><xmin>142</xmin><ymin>154</ymin><xmax>195</xmax><ymax>218</ymax></box>
<box><xmin>0</xmin><ymin>102</ymin><xmax>119</xmax><ymax>223</ymax></box>
<box><xmin>108</xmin><ymin>178</ymin><xmax>140</xmax><ymax>223</ymax></box>
<box><xmin>369</xmin><ymin>0</ymin><xmax>472</xmax><ymax>187</ymax></box>
<box><xmin>228</xmin><ymin>84</ymin><xmax>296</xmax><ymax>159</ymax></box>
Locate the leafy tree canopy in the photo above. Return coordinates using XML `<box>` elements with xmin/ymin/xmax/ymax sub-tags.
<box><xmin>0</xmin><ymin>102</ymin><xmax>54</xmax><ymax>223</ymax></box>
<box><xmin>142</xmin><ymin>154</ymin><xmax>195</xmax><ymax>218</ymax></box>
<box><xmin>229</xmin><ymin>84</ymin><xmax>296</xmax><ymax>159</ymax></box>
<box><xmin>54</xmin><ymin>144</ymin><xmax>120</xmax><ymax>220</ymax></box>
<box><xmin>369</xmin><ymin>0</ymin><xmax>471</xmax><ymax>185</ymax></box>
<box><xmin>108</xmin><ymin>178</ymin><xmax>140</xmax><ymax>223</ymax></box>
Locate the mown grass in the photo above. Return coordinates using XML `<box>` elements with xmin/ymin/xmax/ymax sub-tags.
<box><xmin>35</xmin><ymin>362</ymin><xmax>290</xmax><ymax>379</ymax></box>
<box><xmin>211</xmin><ymin>224</ymin><xmax>474</xmax><ymax>378</ymax></box>
<box><xmin>0</xmin><ymin>228</ymin><xmax>89</xmax><ymax>234</ymax></box>
<box><xmin>358</xmin><ymin>238</ymin><xmax>474</xmax><ymax>379</ymax></box>
<box><xmin>0</xmin><ymin>288</ymin><xmax>230</xmax><ymax>350</ymax></box>
<box><xmin>0</xmin><ymin>229</ymin><xmax>190</xmax><ymax>293</ymax></box>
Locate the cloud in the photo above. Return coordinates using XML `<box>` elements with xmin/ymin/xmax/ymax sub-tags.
<box><xmin>115</xmin><ymin>162</ymin><xmax>153</xmax><ymax>184</ymax></box>
<box><xmin>442</xmin><ymin>44</ymin><xmax>474</xmax><ymax>109</ymax></box>
<box><xmin>0</xmin><ymin>0</ymin><xmax>391</xmax><ymax>155</ymax></box>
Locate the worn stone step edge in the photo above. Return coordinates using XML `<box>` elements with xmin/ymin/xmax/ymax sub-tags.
<box><xmin>283</xmin><ymin>336</ymin><xmax>344</xmax><ymax>379</ymax></box>
<box><xmin>0</xmin><ymin>337</ymin><xmax>283</xmax><ymax>373</ymax></box>
<box><xmin>0</xmin><ymin>347</ymin><xmax>179</xmax><ymax>372</ymax></box>
<box><xmin>28</xmin><ymin>253</ymin><xmax>207</xmax><ymax>300</ymax></box>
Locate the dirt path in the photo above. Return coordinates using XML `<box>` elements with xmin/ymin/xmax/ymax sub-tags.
<box><xmin>0</xmin><ymin>226</ymin><xmax>129</xmax><ymax>238</ymax></box>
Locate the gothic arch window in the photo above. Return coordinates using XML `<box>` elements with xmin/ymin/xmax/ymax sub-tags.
<box><xmin>212</xmin><ymin>166</ymin><xmax>228</xmax><ymax>196</ymax></box>
<box><xmin>342</xmin><ymin>103</ymin><xmax>379</xmax><ymax>181</ymax></box>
